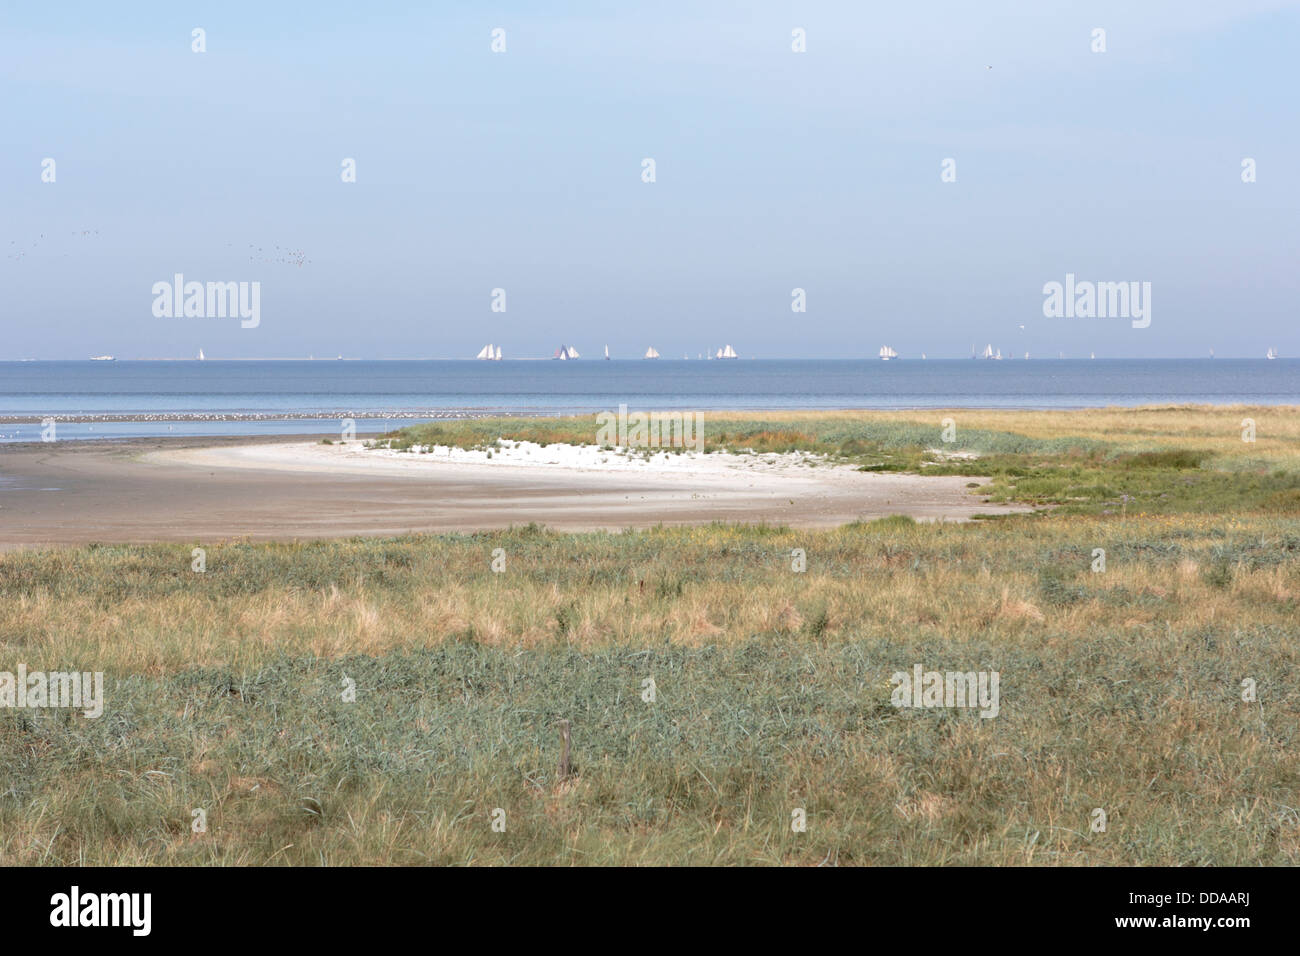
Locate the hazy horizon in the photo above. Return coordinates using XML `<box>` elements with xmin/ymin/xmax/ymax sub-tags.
<box><xmin>4</xmin><ymin>1</ymin><xmax>1298</xmax><ymax>360</ymax></box>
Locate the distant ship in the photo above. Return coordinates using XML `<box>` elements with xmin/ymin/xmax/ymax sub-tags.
<box><xmin>198</xmin><ymin>348</ymin><xmax>205</xmax><ymax>361</ymax></box>
<box><xmin>1090</xmin><ymin>352</ymin><xmax>1096</xmax><ymax>359</ymax></box>
<box><xmin>1267</xmin><ymin>347</ymin><xmax>1278</xmax><ymax>360</ymax></box>
<box><xmin>554</xmin><ymin>345</ymin><xmax>579</xmax><ymax>360</ymax></box>
<box><xmin>476</xmin><ymin>344</ymin><xmax>502</xmax><ymax>360</ymax></box>
<box><xmin>89</xmin><ymin>355</ymin><xmax>114</xmax><ymax>361</ymax></box>
<box><xmin>714</xmin><ymin>344</ymin><xmax>738</xmax><ymax>360</ymax></box>
<box><xmin>604</xmin><ymin>345</ymin><xmax>610</xmax><ymax>360</ymax></box>
<box><xmin>980</xmin><ymin>344</ymin><xmax>996</xmax><ymax>360</ymax></box>
<box><xmin>879</xmin><ymin>345</ymin><xmax>898</xmax><ymax>361</ymax></box>
<box><xmin>644</xmin><ymin>346</ymin><xmax>660</xmax><ymax>359</ymax></box>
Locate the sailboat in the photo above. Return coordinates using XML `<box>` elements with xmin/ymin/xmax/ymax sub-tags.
<box><xmin>715</xmin><ymin>344</ymin><xmax>738</xmax><ymax>360</ymax></box>
<box><xmin>198</xmin><ymin>348</ymin><xmax>205</xmax><ymax>361</ymax></box>
<box><xmin>644</xmin><ymin>346</ymin><xmax>660</xmax><ymax>359</ymax></box>
<box><xmin>921</xmin><ymin>353</ymin><xmax>927</xmax><ymax>360</ymax></box>
<box><xmin>981</xmin><ymin>344</ymin><xmax>995</xmax><ymax>360</ymax></box>
<box><xmin>554</xmin><ymin>345</ymin><xmax>579</xmax><ymax>360</ymax></box>
<box><xmin>1090</xmin><ymin>352</ymin><xmax>1096</xmax><ymax>359</ymax></box>
<box><xmin>604</xmin><ymin>345</ymin><xmax>610</xmax><ymax>360</ymax></box>
<box><xmin>995</xmin><ymin>349</ymin><xmax>1002</xmax><ymax>360</ymax></box>
<box><xmin>879</xmin><ymin>345</ymin><xmax>898</xmax><ymax>361</ymax></box>
<box><xmin>1267</xmin><ymin>347</ymin><xmax>1278</xmax><ymax>360</ymax></box>
<box><xmin>475</xmin><ymin>344</ymin><xmax>497</xmax><ymax>360</ymax></box>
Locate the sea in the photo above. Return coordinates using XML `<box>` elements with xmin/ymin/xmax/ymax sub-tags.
<box><xmin>1</xmin><ymin>359</ymin><xmax>1298</xmax><ymax>443</ymax></box>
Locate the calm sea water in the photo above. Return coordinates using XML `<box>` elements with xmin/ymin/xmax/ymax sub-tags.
<box><xmin>2</xmin><ymin>359</ymin><xmax>1298</xmax><ymax>442</ymax></box>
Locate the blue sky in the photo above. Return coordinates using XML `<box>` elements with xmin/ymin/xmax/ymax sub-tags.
<box><xmin>2</xmin><ymin>1</ymin><xmax>1298</xmax><ymax>359</ymax></box>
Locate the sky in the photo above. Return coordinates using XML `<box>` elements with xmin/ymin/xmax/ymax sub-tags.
<box><xmin>2</xmin><ymin>0</ymin><xmax>1298</xmax><ymax>359</ymax></box>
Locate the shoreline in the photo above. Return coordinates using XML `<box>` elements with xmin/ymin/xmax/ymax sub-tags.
<box><xmin>0</xmin><ymin>435</ymin><xmax>1029</xmax><ymax>548</ymax></box>
<box><xmin>4</xmin><ymin>399</ymin><xmax>1297</xmax><ymax>428</ymax></box>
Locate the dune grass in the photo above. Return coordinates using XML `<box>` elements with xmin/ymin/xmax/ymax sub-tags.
<box><xmin>2</xmin><ymin>406</ymin><xmax>1299</xmax><ymax>865</ymax></box>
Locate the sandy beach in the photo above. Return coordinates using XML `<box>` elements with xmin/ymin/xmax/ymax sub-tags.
<box><xmin>0</xmin><ymin>436</ymin><xmax>1027</xmax><ymax>548</ymax></box>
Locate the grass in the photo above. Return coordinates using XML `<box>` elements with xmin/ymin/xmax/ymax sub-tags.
<box><xmin>375</xmin><ymin>406</ymin><xmax>1300</xmax><ymax>516</ymax></box>
<box><xmin>2</xmin><ymin>406</ymin><xmax>1300</xmax><ymax>864</ymax></box>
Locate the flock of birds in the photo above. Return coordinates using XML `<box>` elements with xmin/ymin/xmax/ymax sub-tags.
<box><xmin>7</xmin><ymin>229</ymin><xmax>100</xmax><ymax>261</ymax></box>
<box><xmin>6</xmin><ymin>233</ymin><xmax>310</xmax><ymax>267</ymax></box>
<box><xmin>244</xmin><ymin>243</ymin><xmax>310</xmax><ymax>267</ymax></box>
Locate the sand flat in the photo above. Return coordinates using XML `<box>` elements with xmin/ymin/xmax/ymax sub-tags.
<box><xmin>0</xmin><ymin>437</ymin><xmax>1030</xmax><ymax>548</ymax></box>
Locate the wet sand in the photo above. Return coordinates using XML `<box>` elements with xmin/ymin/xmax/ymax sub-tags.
<box><xmin>0</xmin><ymin>436</ymin><xmax>1029</xmax><ymax>549</ymax></box>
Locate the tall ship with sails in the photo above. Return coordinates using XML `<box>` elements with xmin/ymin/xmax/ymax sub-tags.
<box><xmin>553</xmin><ymin>345</ymin><xmax>579</xmax><ymax>360</ymax></box>
<box><xmin>1267</xmin><ymin>347</ymin><xmax>1279</xmax><ymax>360</ymax></box>
<box><xmin>879</xmin><ymin>345</ymin><xmax>898</xmax><ymax>361</ymax></box>
<box><xmin>476</xmin><ymin>344</ymin><xmax>502</xmax><ymax>360</ymax></box>
<box><xmin>714</xmin><ymin>344</ymin><xmax>738</xmax><ymax>360</ymax></box>
<box><xmin>644</xmin><ymin>346</ymin><xmax>660</xmax><ymax>359</ymax></box>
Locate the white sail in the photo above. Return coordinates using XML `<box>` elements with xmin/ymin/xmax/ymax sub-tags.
<box><xmin>716</xmin><ymin>344</ymin><xmax>738</xmax><ymax>359</ymax></box>
<box><xmin>995</xmin><ymin>349</ymin><xmax>1002</xmax><ymax>360</ymax></box>
<box><xmin>555</xmin><ymin>345</ymin><xmax>578</xmax><ymax>360</ymax></box>
<box><xmin>981</xmin><ymin>344</ymin><xmax>994</xmax><ymax>359</ymax></box>
<box><xmin>644</xmin><ymin>347</ymin><xmax>660</xmax><ymax>359</ymax></box>
<box><xmin>198</xmin><ymin>348</ymin><xmax>205</xmax><ymax>361</ymax></box>
<box><xmin>495</xmin><ymin>345</ymin><xmax>502</xmax><ymax>360</ymax></box>
<box><xmin>1267</xmin><ymin>347</ymin><xmax>1278</xmax><ymax>360</ymax></box>
<box><xmin>604</xmin><ymin>345</ymin><xmax>610</xmax><ymax>359</ymax></box>
<box><xmin>476</xmin><ymin>344</ymin><xmax>493</xmax><ymax>359</ymax></box>
<box><xmin>879</xmin><ymin>345</ymin><xmax>897</xmax><ymax>359</ymax></box>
